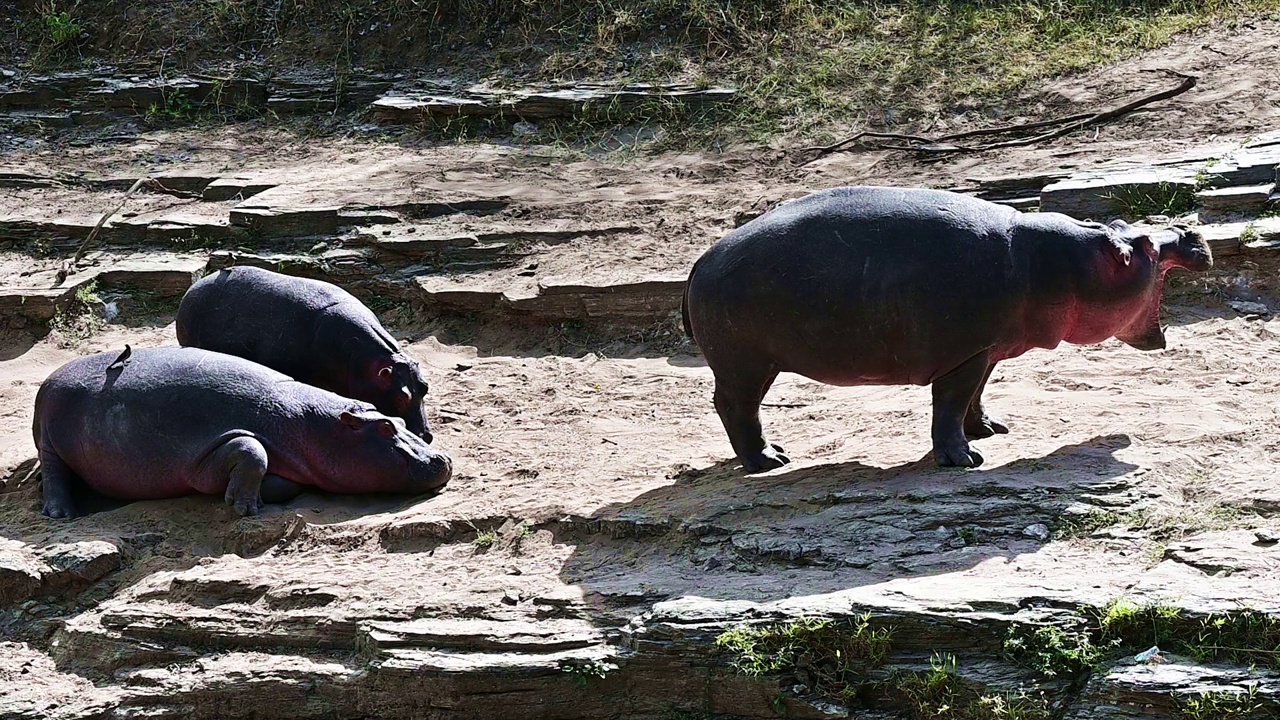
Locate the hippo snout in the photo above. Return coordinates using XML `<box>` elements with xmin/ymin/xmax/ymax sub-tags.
<box><xmin>414</xmin><ymin>450</ymin><xmax>453</xmax><ymax>492</ymax></box>
<box><xmin>1118</xmin><ymin>325</ymin><xmax>1167</xmax><ymax>352</ymax></box>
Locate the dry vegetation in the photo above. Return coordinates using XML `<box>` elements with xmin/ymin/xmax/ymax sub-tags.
<box><xmin>7</xmin><ymin>1</ymin><xmax>1280</xmax><ymax>146</ymax></box>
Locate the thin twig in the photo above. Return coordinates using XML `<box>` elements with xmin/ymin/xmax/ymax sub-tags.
<box><xmin>945</xmin><ymin>72</ymin><xmax>1197</xmax><ymax>153</ymax></box>
<box><xmin>797</xmin><ymin>71</ymin><xmax>1197</xmax><ymax>163</ymax></box>
<box><xmin>69</xmin><ymin>177</ymin><xmax>149</xmax><ymax>267</ymax></box>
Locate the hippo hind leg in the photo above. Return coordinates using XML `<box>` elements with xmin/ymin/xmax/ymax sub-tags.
<box><xmin>39</xmin><ymin>448</ymin><xmax>82</xmax><ymax>519</ymax></box>
<box><xmin>963</xmin><ymin>362</ymin><xmax>1010</xmax><ymax>439</ymax></box>
<box><xmin>260</xmin><ymin>475</ymin><xmax>305</xmax><ymax>504</ymax></box>
<box><xmin>201</xmin><ymin>437</ymin><xmax>268</xmax><ymax>516</ymax></box>
<box><xmin>711</xmin><ymin>363</ymin><xmax>790</xmax><ymax>473</ymax></box>
<box><xmin>932</xmin><ymin>351</ymin><xmax>992</xmax><ymax>468</ymax></box>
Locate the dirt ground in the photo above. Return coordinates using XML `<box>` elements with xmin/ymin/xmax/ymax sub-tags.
<box><xmin>2</xmin><ymin>17</ymin><xmax>1280</xmax><ymax>718</ymax></box>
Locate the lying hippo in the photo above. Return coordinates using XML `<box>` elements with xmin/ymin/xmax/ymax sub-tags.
<box><xmin>176</xmin><ymin>266</ymin><xmax>434</xmax><ymax>441</ymax></box>
<box><xmin>34</xmin><ymin>346</ymin><xmax>453</xmax><ymax>519</ymax></box>
<box><xmin>682</xmin><ymin>185</ymin><xmax>1211</xmax><ymax>472</ymax></box>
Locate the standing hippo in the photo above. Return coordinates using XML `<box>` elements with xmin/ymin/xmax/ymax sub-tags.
<box><xmin>682</xmin><ymin>185</ymin><xmax>1212</xmax><ymax>472</ymax></box>
<box><xmin>34</xmin><ymin>346</ymin><xmax>453</xmax><ymax>519</ymax></box>
<box><xmin>176</xmin><ymin>266</ymin><xmax>434</xmax><ymax>441</ymax></box>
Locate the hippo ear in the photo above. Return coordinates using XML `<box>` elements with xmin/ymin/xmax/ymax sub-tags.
<box><xmin>1105</xmin><ymin>236</ymin><xmax>1134</xmax><ymax>267</ymax></box>
<box><xmin>375</xmin><ymin>419</ymin><xmax>397</xmax><ymax>438</ymax></box>
<box><xmin>339</xmin><ymin>411</ymin><xmax>364</xmax><ymax>429</ymax></box>
<box><xmin>373</xmin><ymin>360</ymin><xmax>395</xmax><ymax>386</ymax></box>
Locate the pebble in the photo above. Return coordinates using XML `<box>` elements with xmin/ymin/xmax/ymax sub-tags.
<box><xmin>501</xmin><ymin>589</ymin><xmax>521</xmax><ymax>606</ymax></box>
<box><xmin>1254</xmin><ymin>529</ymin><xmax>1279</xmax><ymax>545</ymax></box>
<box><xmin>1023</xmin><ymin>523</ymin><xmax>1051</xmax><ymax>541</ymax></box>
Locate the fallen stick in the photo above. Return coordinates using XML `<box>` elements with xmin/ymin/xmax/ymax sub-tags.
<box><xmin>798</xmin><ymin>71</ymin><xmax>1197</xmax><ymax>163</ymax></box>
<box><xmin>65</xmin><ymin>176</ymin><xmax>199</xmax><ymax>270</ymax></box>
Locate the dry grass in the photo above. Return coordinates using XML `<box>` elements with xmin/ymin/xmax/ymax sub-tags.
<box><xmin>8</xmin><ymin>1</ymin><xmax>1280</xmax><ymax>145</ymax></box>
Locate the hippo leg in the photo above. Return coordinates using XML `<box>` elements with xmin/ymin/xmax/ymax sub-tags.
<box><xmin>260</xmin><ymin>475</ymin><xmax>305</xmax><ymax>504</ymax></box>
<box><xmin>712</xmin><ymin>366</ymin><xmax>790</xmax><ymax>473</ymax></box>
<box><xmin>963</xmin><ymin>362</ymin><xmax>1010</xmax><ymax>438</ymax></box>
<box><xmin>201</xmin><ymin>437</ymin><xmax>268</xmax><ymax>516</ymax></box>
<box><xmin>39</xmin><ymin>448</ymin><xmax>81</xmax><ymax>519</ymax></box>
<box><xmin>932</xmin><ymin>352</ymin><xmax>991</xmax><ymax>468</ymax></box>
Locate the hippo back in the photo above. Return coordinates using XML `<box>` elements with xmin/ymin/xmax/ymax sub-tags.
<box><xmin>176</xmin><ymin>266</ymin><xmax>399</xmax><ymax>381</ymax></box>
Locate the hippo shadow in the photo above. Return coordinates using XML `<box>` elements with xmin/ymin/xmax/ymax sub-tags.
<box><xmin>556</xmin><ymin>434</ymin><xmax>1139</xmax><ymax>606</ymax></box>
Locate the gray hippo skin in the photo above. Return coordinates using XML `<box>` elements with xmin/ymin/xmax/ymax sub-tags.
<box><xmin>682</xmin><ymin>186</ymin><xmax>1212</xmax><ymax>472</ymax></box>
<box><xmin>176</xmin><ymin>266</ymin><xmax>434</xmax><ymax>441</ymax></box>
<box><xmin>34</xmin><ymin>346</ymin><xmax>453</xmax><ymax>519</ymax></box>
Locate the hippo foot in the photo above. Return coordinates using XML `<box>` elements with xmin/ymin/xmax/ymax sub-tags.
<box><xmin>41</xmin><ymin>498</ymin><xmax>79</xmax><ymax>519</ymax></box>
<box><xmin>225</xmin><ymin>492</ymin><xmax>263</xmax><ymax>517</ymax></box>
<box><xmin>742</xmin><ymin>445</ymin><xmax>791</xmax><ymax>474</ymax></box>
<box><xmin>964</xmin><ymin>414</ymin><xmax>1010</xmax><ymax>439</ymax></box>
<box><xmin>935</xmin><ymin>443</ymin><xmax>984</xmax><ymax>468</ymax></box>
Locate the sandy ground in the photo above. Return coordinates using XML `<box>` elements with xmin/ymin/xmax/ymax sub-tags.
<box><xmin>2</xmin><ymin>17</ymin><xmax>1280</xmax><ymax>716</ymax></box>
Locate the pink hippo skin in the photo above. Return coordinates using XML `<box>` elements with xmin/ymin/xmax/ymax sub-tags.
<box><xmin>34</xmin><ymin>346</ymin><xmax>453</xmax><ymax>519</ymax></box>
<box><xmin>681</xmin><ymin>185</ymin><xmax>1213</xmax><ymax>472</ymax></box>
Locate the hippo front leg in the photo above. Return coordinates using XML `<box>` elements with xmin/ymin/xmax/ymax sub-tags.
<box><xmin>963</xmin><ymin>362</ymin><xmax>1010</xmax><ymax>439</ymax></box>
<box><xmin>202</xmin><ymin>437</ymin><xmax>269</xmax><ymax>516</ymax></box>
<box><xmin>931</xmin><ymin>352</ymin><xmax>992</xmax><ymax>468</ymax></box>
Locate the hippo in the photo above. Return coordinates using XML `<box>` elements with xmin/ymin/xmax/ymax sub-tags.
<box><xmin>34</xmin><ymin>346</ymin><xmax>453</xmax><ymax>519</ymax></box>
<box><xmin>682</xmin><ymin>185</ymin><xmax>1212</xmax><ymax>472</ymax></box>
<box><xmin>176</xmin><ymin>266</ymin><xmax>434</xmax><ymax>441</ymax></box>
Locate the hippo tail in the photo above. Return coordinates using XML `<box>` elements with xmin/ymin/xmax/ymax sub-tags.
<box><xmin>681</xmin><ymin>261</ymin><xmax>698</xmax><ymax>345</ymax></box>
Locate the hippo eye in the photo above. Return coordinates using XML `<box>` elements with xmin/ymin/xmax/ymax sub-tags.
<box><xmin>375</xmin><ymin>419</ymin><xmax>397</xmax><ymax>438</ymax></box>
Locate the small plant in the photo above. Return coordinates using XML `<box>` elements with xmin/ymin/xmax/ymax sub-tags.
<box><xmin>560</xmin><ymin>659</ymin><xmax>618</xmax><ymax>688</ymax></box>
<box><xmin>74</xmin><ymin>280</ymin><xmax>102</xmax><ymax>306</ymax></box>
<box><xmin>472</xmin><ymin>530</ymin><xmax>497</xmax><ymax>548</ymax></box>
<box><xmin>49</xmin><ymin>307</ymin><xmax>104</xmax><ymax>348</ymax></box>
<box><xmin>145</xmin><ymin>88</ymin><xmax>196</xmax><ymax>124</ymax></box>
<box><xmin>715</xmin><ymin>614</ymin><xmax>892</xmax><ymax>701</ymax></box>
<box><xmin>1177</xmin><ymin>687</ymin><xmax>1264</xmax><ymax>720</ymax></box>
<box><xmin>957</xmin><ymin>526</ymin><xmax>979</xmax><ymax>543</ymax></box>
<box><xmin>1104</xmin><ymin>182</ymin><xmax>1197</xmax><ymax>220</ymax></box>
<box><xmin>1053</xmin><ymin>508</ymin><xmax>1121</xmax><ymax>540</ymax></box>
<box><xmin>1003</xmin><ymin>624</ymin><xmax>1107</xmax><ymax>678</ymax></box>
<box><xmin>42</xmin><ymin>8</ymin><xmax>81</xmax><ymax>44</ymax></box>
<box><xmin>893</xmin><ymin>653</ymin><xmax>1051</xmax><ymax>720</ymax></box>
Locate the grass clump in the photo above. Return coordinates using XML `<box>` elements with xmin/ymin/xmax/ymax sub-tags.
<box><xmin>472</xmin><ymin>530</ymin><xmax>497</xmax><ymax>548</ymax></box>
<box><xmin>715</xmin><ymin>614</ymin><xmax>892</xmax><ymax>698</ymax></box>
<box><xmin>559</xmin><ymin>658</ymin><xmax>618</xmax><ymax>688</ymax></box>
<box><xmin>50</xmin><ymin>280</ymin><xmax>106</xmax><ymax>348</ymax></box>
<box><xmin>1002</xmin><ymin>624</ymin><xmax>1107</xmax><ymax>678</ymax></box>
<box><xmin>1104</xmin><ymin>182</ymin><xmax>1199</xmax><ymax>221</ymax></box>
<box><xmin>1091</xmin><ymin>601</ymin><xmax>1280</xmax><ymax>669</ymax></box>
<box><xmin>1177</xmin><ymin>687</ymin><xmax>1266</xmax><ymax>720</ymax></box>
<box><xmin>891</xmin><ymin>653</ymin><xmax>1052</xmax><ymax>720</ymax></box>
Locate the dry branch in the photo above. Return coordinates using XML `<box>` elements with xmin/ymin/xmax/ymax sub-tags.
<box><xmin>65</xmin><ymin>177</ymin><xmax>199</xmax><ymax>269</ymax></box>
<box><xmin>797</xmin><ymin>71</ymin><xmax>1197</xmax><ymax>164</ymax></box>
